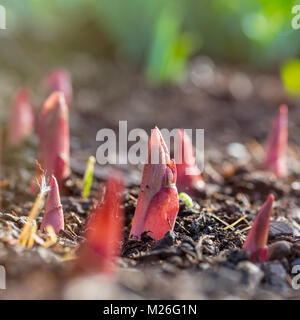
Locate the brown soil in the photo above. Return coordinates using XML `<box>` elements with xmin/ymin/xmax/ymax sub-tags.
<box><xmin>1</xmin><ymin>56</ymin><xmax>300</xmax><ymax>299</ymax></box>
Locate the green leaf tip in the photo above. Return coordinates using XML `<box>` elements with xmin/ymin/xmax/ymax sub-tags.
<box><xmin>82</xmin><ymin>155</ymin><xmax>96</xmax><ymax>198</ymax></box>
<box><xmin>179</xmin><ymin>192</ymin><xmax>193</xmax><ymax>208</ymax></box>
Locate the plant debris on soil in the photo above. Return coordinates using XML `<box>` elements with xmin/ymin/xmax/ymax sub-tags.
<box><xmin>1</xmin><ymin>56</ymin><xmax>300</xmax><ymax>299</ymax></box>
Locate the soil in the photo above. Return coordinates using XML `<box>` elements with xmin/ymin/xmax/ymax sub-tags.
<box><xmin>1</xmin><ymin>55</ymin><xmax>300</xmax><ymax>299</ymax></box>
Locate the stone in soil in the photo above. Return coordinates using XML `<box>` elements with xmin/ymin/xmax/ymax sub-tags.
<box><xmin>152</xmin><ymin>231</ymin><xmax>177</xmax><ymax>250</ymax></box>
<box><xmin>267</xmin><ymin>241</ymin><xmax>292</xmax><ymax>261</ymax></box>
<box><xmin>237</xmin><ymin>261</ymin><xmax>264</xmax><ymax>292</ymax></box>
<box><xmin>261</xmin><ymin>262</ymin><xmax>288</xmax><ymax>292</ymax></box>
<box><xmin>268</xmin><ymin>221</ymin><xmax>294</xmax><ymax>239</ymax></box>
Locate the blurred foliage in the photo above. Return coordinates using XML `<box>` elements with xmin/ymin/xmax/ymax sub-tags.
<box><xmin>281</xmin><ymin>59</ymin><xmax>300</xmax><ymax>95</ymax></box>
<box><xmin>1</xmin><ymin>0</ymin><xmax>300</xmax><ymax>85</ymax></box>
<box><xmin>145</xmin><ymin>6</ymin><xmax>194</xmax><ymax>84</ymax></box>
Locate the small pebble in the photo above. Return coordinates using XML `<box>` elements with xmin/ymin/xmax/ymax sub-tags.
<box><xmin>291</xmin><ymin>181</ymin><xmax>300</xmax><ymax>191</ymax></box>
<box><xmin>227</xmin><ymin>203</ymin><xmax>241</xmax><ymax>214</ymax></box>
<box><xmin>227</xmin><ymin>249</ymin><xmax>250</xmax><ymax>265</ymax></box>
<box><xmin>226</xmin><ymin>143</ymin><xmax>249</xmax><ymax>160</ymax></box>
<box><xmin>291</xmin><ymin>258</ymin><xmax>300</xmax><ymax>269</ymax></box>
<box><xmin>237</xmin><ymin>261</ymin><xmax>264</xmax><ymax>290</ymax></box>
<box><xmin>181</xmin><ymin>240</ymin><xmax>195</xmax><ymax>252</ymax></box>
<box><xmin>269</xmin><ymin>221</ymin><xmax>293</xmax><ymax>239</ymax></box>
<box><xmin>261</xmin><ymin>262</ymin><xmax>288</xmax><ymax>291</ymax></box>
<box><xmin>289</xmin><ymin>208</ymin><xmax>300</xmax><ymax>220</ymax></box>
<box><xmin>168</xmin><ymin>256</ymin><xmax>184</xmax><ymax>268</ymax></box>
<box><xmin>263</xmin><ymin>262</ymin><xmax>287</xmax><ymax>279</ymax></box>
<box><xmin>152</xmin><ymin>231</ymin><xmax>177</xmax><ymax>250</ymax></box>
<box><xmin>162</xmin><ymin>262</ymin><xmax>178</xmax><ymax>274</ymax></box>
<box><xmin>267</xmin><ymin>241</ymin><xmax>292</xmax><ymax>261</ymax></box>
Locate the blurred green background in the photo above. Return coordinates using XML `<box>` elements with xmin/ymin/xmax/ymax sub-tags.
<box><xmin>0</xmin><ymin>0</ymin><xmax>300</xmax><ymax>91</ymax></box>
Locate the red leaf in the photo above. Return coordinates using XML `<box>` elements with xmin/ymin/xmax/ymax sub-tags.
<box><xmin>243</xmin><ymin>194</ymin><xmax>274</xmax><ymax>263</ymax></box>
<box><xmin>38</xmin><ymin>92</ymin><xmax>70</xmax><ymax>188</ymax></box>
<box><xmin>45</xmin><ymin>69</ymin><xmax>73</xmax><ymax>107</ymax></box>
<box><xmin>7</xmin><ymin>88</ymin><xmax>34</xmax><ymax>146</ymax></box>
<box><xmin>175</xmin><ymin>129</ymin><xmax>203</xmax><ymax>195</ymax></box>
<box><xmin>264</xmin><ymin>105</ymin><xmax>288</xmax><ymax>178</ymax></box>
<box><xmin>79</xmin><ymin>171</ymin><xmax>124</xmax><ymax>275</ymax></box>
<box><xmin>130</xmin><ymin>127</ymin><xmax>179</xmax><ymax>240</ymax></box>
<box><xmin>40</xmin><ymin>175</ymin><xmax>64</xmax><ymax>234</ymax></box>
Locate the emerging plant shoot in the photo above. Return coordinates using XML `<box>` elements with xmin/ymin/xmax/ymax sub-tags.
<box><xmin>264</xmin><ymin>105</ymin><xmax>288</xmax><ymax>178</ymax></box>
<box><xmin>175</xmin><ymin>129</ymin><xmax>203</xmax><ymax>195</ymax></box>
<box><xmin>130</xmin><ymin>127</ymin><xmax>179</xmax><ymax>240</ymax></box>
<box><xmin>40</xmin><ymin>175</ymin><xmax>64</xmax><ymax>234</ymax></box>
<box><xmin>38</xmin><ymin>92</ymin><xmax>70</xmax><ymax>188</ymax></box>
<box><xmin>78</xmin><ymin>171</ymin><xmax>124</xmax><ymax>275</ymax></box>
<box><xmin>7</xmin><ymin>88</ymin><xmax>34</xmax><ymax>146</ymax></box>
<box><xmin>45</xmin><ymin>68</ymin><xmax>73</xmax><ymax>107</ymax></box>
<box><xmin>243</xmin><ymin>194</ymin><xmax>274</xmax><ymax>263</ymax></box>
